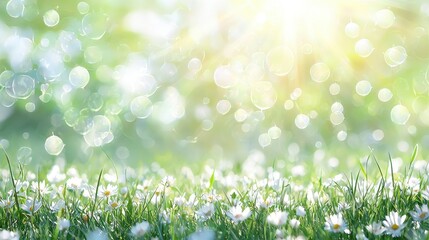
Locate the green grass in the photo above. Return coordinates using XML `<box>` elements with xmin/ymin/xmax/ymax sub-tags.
<box><xmin>0</xmin><ymin>150</ymin><xmax>429</xmax><ymax>239</ymax></box>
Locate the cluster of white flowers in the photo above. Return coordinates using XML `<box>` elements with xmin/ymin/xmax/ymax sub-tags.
<box><xmin>0</xmin><ymin>163</ymin><xmax>429</xmax><ymax>239</ymax></box>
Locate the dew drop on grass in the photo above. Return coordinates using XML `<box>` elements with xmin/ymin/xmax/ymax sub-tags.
<box><xmin>268</xmin><ymin>126</ymin><xmax>281</xmax><ymax>139</ymax></box>
<box><xmin>384</xmin><ymin>46</ymin><xmax>407</xmax><ymax>67</ymax></box>
<box><xmin>378</xmin><ymin>88</ymin><xmax>393</xmax><ymax>102</ymax></box>
<box><xmin>391</xmin><ymin>104</ymin><xmax>410</xmax><ymax>125</ymax></box>
<box><xmin>374</xmin><ymin>9</ymin><xmax>395</xmax><ymax>29</ymax></box>
<box><xmin>17</xmin><ymin>147</ymin><xmax>32</xmax><ymax>164</ymax></box>
<box><xmin>258</xmin><ymin>133</ymin><xmax>271</xmax><ymax>148</ymax></box>
<box><xmin>10</xmin><ymin>75</ymin><xmax>35</xmax><ymax>99</ymax></box>
<box><xmin>45</xmin><ymin>135</ymin><xmax>65</xmax><ymax>156</ymax></box>
<box><xmin>345</xmin><ymin>22</ymin><xmax>360</xmax><ymax>38</ymax></box>
<box><xmin>43</xmin><ymin>10</ymin><xmax>60</xmax><ymax>27</ymax></box>
<box><xmin>355</xmin><ymin>39</ymin><xmax>374</xmax><ymax>57</ymax></box>
<box><xmin>6</xmin><ymin>0</ymin><xmax>25</xmax><ymax>18</ymax></box>
<box><xmin>82</xmin><ymin>13</ymin><xmax>108</xmax><ymax>40</ymax></box>
<box><xmin>216</xmin><ymin>100</ymin><xmax>231</xmax><ymax>115</ymax></box>
<box><xmin>130</xmin><ymin>96</ymin><xmax>153</xmax><ymax>119</ymax></box>
<box><xmin>295</xmin><ymin>114</ymin><xmax>310</xmax><ymax>129</ymax></box>
<box><xmin>69</xmin><ymin>66</ymin><xmax>90</xmax><ymax>88</ymax></box>
<box><xmin>251</xmin><ymin>81</ymin><xmax>277</xmax><ymax>110</ymax></box>
<box><xmin>214</xmin><ymin>65</ymin><xmax>237</xmax><ymax>89</ymax></box>
<box><xmin>355</xmin><ymin>80</ymin><xmax>372</xmax><ymax>96</ymax></box>
<box><xmin>310</xmin><ymin>63</ymin><xmax>330</xmax><ymax>83</ymax></box>
<box><xmin>266</xmin><ymin>46</ymin><xmax>294</xmax><ymax>76</ymax></box>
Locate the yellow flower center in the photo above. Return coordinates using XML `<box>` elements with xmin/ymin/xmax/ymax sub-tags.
<box><xmin>333</xmin><ymin>224</ymin><xmax>341</xmax><ymax>230</ymax></box>
<box><xmin>391</xmin><ymin>224</ymin><xmax>399</xmax><ymax>230</ymax></box>
<box><xmin>104</xmin><ymin>190</ymin><xmax>111</xmax><ymax>196</ymax></box>
<box><xmin>111</xmin><ymin>202</ymin><xmax>118</xmax><ymax>208</ymax></box>
<box><xmin>29</xmin><ymin>206</ymin><xmax>33</xmax><ymax>212</ymax></box>
<box><xmin>420</xmin><ymin>212</ymin><xmax>426</xmax><ymax>219</ymax></box>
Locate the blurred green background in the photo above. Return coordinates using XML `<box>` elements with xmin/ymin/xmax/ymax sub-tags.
<box><xmin>0</xmin><ymin>0</ymin><xmax>428</xmax><ymax>177</ymax></box>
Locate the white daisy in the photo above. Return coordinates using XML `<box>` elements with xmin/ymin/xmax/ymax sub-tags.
<box><xmin>58</xmin><ymin>218</ymin><xmax>70</xmax><ymax>231</ymax></box>
<box><xmin>324</xmin><ymin>213</ymin><xmax>348</xmax><ymax>233</ymax></box>
<box><xmin>130</xmin><ymin>221</ymin><xmax>150</xmax><ymax>237</ymax></box>
<box><xmin>366</xmin><ymin>221</ymin><xmax>385</xmax><ymax>235</ymax></box>
<box><xmin>383</xmin><ymin>211</ymin><xmax>406</xmax><ymax>237</ymax></box>
<box><xmin>226</xmin><ymin>205</ymin><xmax>251</xmax><ymax>223</ymax></box>
<box><xmin>0</xmin><ymin>229</ymin><xmax>19</xmax><ymax>240</ymax></box>
<box><xmin>99</xmin><ymin>184</ymin><xmax>117</xmax><ymax>199</ymax></box>
<box><xmin>196</xmin><ymin>203</ymin><xmax>215</xmax><ymax>221</ymax></box>
<box><xmin>267</xmin><ymin>210</ymin><xmax>288</xmax><ymax>227</ymax></box>
<box><xmin>290</xmin><ymin>218</ymin><xmax>300</xmax><ymax>229</ymax></box>
<box><xmin>296</xmin><ymin>206</ymin><xmax>306</xmax><ymax>217</ymax></box>
<box><xmin>21</xmin><ymin>198</ymin><xmax>42</xmax><ymax>215</ymax></box>
<box><xmin>410</xmin><ymin>204</ymin><xmax>429</xmax><ymax>222</ymax></box>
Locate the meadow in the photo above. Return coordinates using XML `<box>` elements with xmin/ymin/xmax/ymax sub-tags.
<box><xmin>1</xmin><ymin>0</ymin><xmax>429</xmax><ymax>239</ymax></box>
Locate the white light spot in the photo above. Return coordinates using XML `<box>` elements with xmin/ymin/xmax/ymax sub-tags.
<box><xmin>337</xmin><ymin>131</ymin><xmax>347</xmax><ymax>141</ymax></box>
<box><xmin>310</xmin><ymin>62</ymin><xmax>330</xmax><ymax>83</ymax></box>
<box><xmin>355</xmin><ymin>39</ymin><xmax>374</xmax><ymax>58</ymax></box>
<box><xmin>77</xmin><ymin>2</ymin><xmax>90</xmax><ymax>15</ymax></box>
<box><xmin>216</xmin><ymin>99</ymin><xmax>231</xmax><ymax>115</ymax></box>
<box><xmin>25</xmin><ymin>102</ymin><xmax>35</xmax><ymax>112</ymax></box>
<box><xmin>234</xmin><ymin>108</ymin><xmax>248</xmax><ymax>122</ymax></box>
<box><xmin>258</xmin><ymin>133</ymin><xmax>271</xmax><ymax>148</ymax></box>
<box><xmin>355</xmin><ymin>80</ymin><xmax>372</xmax><ymax>96</ymax></box>
<box><xmin>45</xmin><ymin>135</ymin><xmax>65</xmax><ymax>156</ymax></box>
<box><xmin>329</xmin><ymin>83</ymin><xmax>340</xmax><ymax>95</ymax></box>
<box><xmin>251</xmin><ymin>81</ymin><xmax>277</xmax><ymax>110</ymax></box>
<box><xmin>188</xmin><ymin>58</ymin><xmax>202</xmax><ymax>73</ymax></box>
<box><xmin>378</xmin><ymin>88</ymin><xmax>393</xmax><ymax>102</ymax></box>
<box><xmin>82</xmin><ymin>13</ymin><xmax>108</xmax><ymax>40</ymax></box>
<box><xmin>372</xmin><ymin>129</ymin><xmax>384</xmax><ymax>141</ymax></box>
<box><xmin>214</xmin><ymin>65</ymin><xmax>237</xmax><ymax>89</ymax></box>
<box><xmin>295</xmin><ymin>114</ymin><xmax>310</xmax><ymax>129</ymax></box>
<box><xmin>330</xmin><ymin>112</ymin><xmax>345</xmax><ymax>125</ymax></box>
<box><xmin>391</xmin><ymin>104</ymin><xmax>410</xmax><ymax>125</ymax></box>
<box><xmin>130</xmin><ymin>96</ymin><xmax>153</xmax><ymax>119</ymax></box>
<box><xmin>284</xmin><ymin>100</ymin><xmax>294</xmax><ymax>110</ymax></box>
<box><xmin>374</xmin><ymin>9</ymin><xmax>395</xmax><ymax>29</ymax></box>
<box><xmin>384</xmin><ymin>46</ymin><xmax>407</xmax><ymax>67</ymax></box>
<box><xmin>345</xmin><ymin>22</ymin><xmax>360</xmax><ymax>38</ymax></box>
<box><xmin>266</xmin><ymin>46</ymin><xmax>295</xmax><ymax>76</ymax></box>
<box><xmin>17</xmin><ymin>147</ymin><xmax>32</xmax><ymax>164</ymax></box>
<box><xmin>268</xmin><ymin>126</ymin><xmax>281</xmax><ymax>139</ymax></box>
<box><xmin>69</xmin><ymin>66</ymin><xmax>90</xmax><ymax>88</ymax></box>
<box><xmin>6</xmin><ymin>0</ymin><xmax>25</xmax><ymax>18</ymax></box>
<box><xmin>43</xmin><ymin>10</ymin><xmax>60</xmax><ymax>27</ymax></box>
